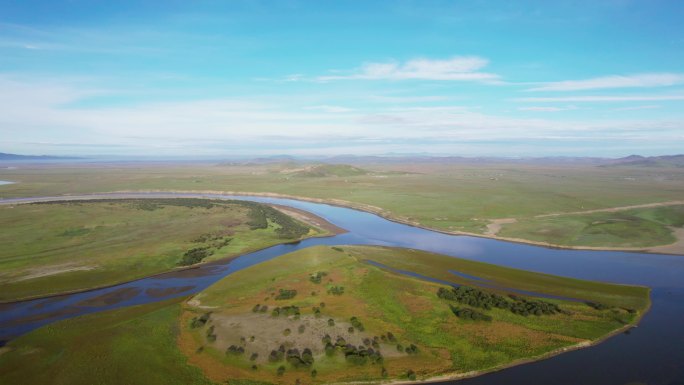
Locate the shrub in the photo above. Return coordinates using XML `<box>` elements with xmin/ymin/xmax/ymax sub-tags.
<box><xmin>275</xmin><ymin>289</ymin><xmax>298</xmax><ymax>300</ymax></box>
<box><xmin>277</xmin><ymin>365</ymin><xmax>286</xmax><ymax>376</ymax></box>
<box><xmin>407</xmin><ymin>369</ymin><xmax>416</xmax><ymax>381</ymax></box>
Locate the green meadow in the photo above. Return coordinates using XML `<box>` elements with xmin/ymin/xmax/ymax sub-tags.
<box><xmin>0</xmin><ymin>199</ymin><xmax>324</xmax><ymax>301</ymax></box>
<box><xmin>2</xmin><ymin>162</ymin><xmax>683</xmax><ymax>250</ymax></box>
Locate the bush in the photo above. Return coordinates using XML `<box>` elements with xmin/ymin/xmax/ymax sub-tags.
<box><xmin>190</xmin><ymin>312</ymin><xmax>211</xmax><ymax>328</ymax></box>
<box><xmin>275</xmin><ymin>289</ymin><xmax>298</xmax><ymax>300</ymax></box>
<box><xmin>179</xmin><ymin>247</ymin><xmax>213</xmax><ymax>266</ymax></box>
<box><xmin>327</xmin><ymin>318</ymin><xmax>335</xmax><ymax>326</ymax></box>
<box><xmin>298</xmin><ymin>324</ymin><xmax>306</xmax><ymax>334</ymax></box>
<box><xmin>277</xmin><ymin>365</ymin><xmax>286</xmax><ymax>376</ymax></box>
<box><xmin>309</xmin><ymin>271</ymin><xmax>328</xmax><ymax>284</ymax></box>
<box><xmin>449</xmin><ymin>305</ymin><xmax>492</xmax><ymax>321</ymax></box>
<box><xmin>407</xmin><ymin>369</ymin><xmax>416</xmax><ymax>381</ymax></box>
<box><xmin>328</xmin><ymin>286</ymin><xmax>345</xmax><ymax>295</ymax></box>
<box><xmin>226</xmin><ymin>345</ymin><xmax>245</xmax><ymax>356</ymax></box>
<box><xmin>250</xmin><ymin>353</ymin><xmax>258</xmax><ymax>361</ymax></box>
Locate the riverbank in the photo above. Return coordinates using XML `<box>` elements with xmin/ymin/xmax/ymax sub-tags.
<box><xmin>49</xmin><ymin>189</ymin><xmax>681</xmax><ymax>256</ymax></box>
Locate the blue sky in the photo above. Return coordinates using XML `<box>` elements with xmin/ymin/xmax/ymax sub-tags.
<box><xmin>1</xmin><ymin>0</ymin><xmax>683</xmax><ymax>157</ymax></box>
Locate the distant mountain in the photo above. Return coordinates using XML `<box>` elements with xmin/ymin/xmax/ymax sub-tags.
<box><xmin>602</xmin><ymin>154</ymin><xmax>684</xmax><ymax>168</ymax></box>
<box><xmin>0</xmin><ymin>152</ymin><xmax>82</xmax><ymax>161</ymax></box>
<box><xmin>280</xmin><ymin>164</ymin><xmax>370</xmax><ymax>178</ymax></box>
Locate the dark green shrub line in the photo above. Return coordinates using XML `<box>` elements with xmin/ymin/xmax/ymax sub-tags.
<box><xmin>271</xmin><ymin>305</ymin><xmax>300</xmax><ymax>317</ymax></box>
<box><xmin>437</xmin><ymin>286</ymin><xmax>562</xmax><ymax>317</ymax></box>
<box><xmin>179</xmin><ymin>246</ymin><xmax>213</xmax><ymax>265</ymax></box>
<box><xmin>245</xmin><ymin>203</ymin><xmax>310</xmax><ymax>239</ymax></box>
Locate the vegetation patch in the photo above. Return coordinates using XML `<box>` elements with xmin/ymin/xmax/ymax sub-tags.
<box><xmin>179</xmin><ymin>245</ymin><xmax>650</xmax><ymax>384</ymax></box>
<box><xmin>0</xmin><ymin>199</ymin><xmax>323</xmax><ymax>301</ymax></box>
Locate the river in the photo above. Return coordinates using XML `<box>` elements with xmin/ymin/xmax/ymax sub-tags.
<box><xmin>1</xmin><ymin>192</ymin><xmax>683</xmax><ymax>385</ymax></box>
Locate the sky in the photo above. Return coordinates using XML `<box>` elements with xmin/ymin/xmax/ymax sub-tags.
<box><xmin>1</xmin><ymin>0</ymin><xmax>683</xmax><ymax>158</ymax></box>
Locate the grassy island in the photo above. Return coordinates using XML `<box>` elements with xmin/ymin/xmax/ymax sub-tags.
<box><xmin>180</xmin><ymin>245</ymin><xmax>649</xmax><ymax>384</ymax></box>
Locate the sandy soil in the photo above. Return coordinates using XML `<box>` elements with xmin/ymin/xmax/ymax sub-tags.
<box><xmin>9</xmin><ymin>263</ymin><xmax>96</xmax><ymax>282</ymax></box>
<box><xmin>484</xmin><ymin>218</ymin><xmax>517</xmax><ymax>236</ymax></box>
<box><xmin>210</xmin><ymin>312</ymin><xmax>401</xmax><ymax>364</ymax></box>
<box><xmin>648</xmin><ymin>227</ymin><xmax>684</xmax><ymax>255</ymax></box>
<box><xmin>269</xmin><ymin>204</ymin><xmax>347</xmax><ymax>235</ymax></box>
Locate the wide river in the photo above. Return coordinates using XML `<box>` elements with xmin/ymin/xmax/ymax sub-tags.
<box><xmin>1</xmin><ymin>192</ymin><xmax>683</xmax><ymax>385</ymax></box>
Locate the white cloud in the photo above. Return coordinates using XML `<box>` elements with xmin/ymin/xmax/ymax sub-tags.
<box><xmin>316</xmin><ymin>56</ymin><xmax>500</xmax><ymax>82</ymax></box>
<box><xmin>515</xmin><ymin>94</ymin><xmax>684</xmax><ymax>102</ymax></box>
<box><xmin>528</xmin><ymin>73</ymin><xmax>684</xmax><ymax>92</ymax></box>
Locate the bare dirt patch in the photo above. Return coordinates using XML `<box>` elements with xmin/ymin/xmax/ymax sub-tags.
<box><xmin>209</xmin><ymin>312</ymin><xmax>402</xmax><ymax>364</ymax></box>
<box><xmin>9</xmin><ymin>263</ymin><xmax>97</xmax><ymax>283</ymax></box>
<box><xmin>648</xmin><ymin>227</ymin><xmax>684</xmax><ymax>255</ymax></box>
<box><xmin>485</xmin><ymin>218</ymin><xmax>517</xmax><ymax>236</ymax></box>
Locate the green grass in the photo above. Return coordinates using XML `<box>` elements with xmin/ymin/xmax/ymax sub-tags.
<box><xmin>184</xmin><ymin>245</ymin><xmax>649</xmax><ymax>383</ymax></box>
<box><xmin>0</xmin><ymin>298</ymin><xmax>215</xmax><ymax>385</ymax></box>
<box><xmin>0</xmin><ymin>199</ymin><xmax>323</xmax><ymax>301</ymax></box>
<box><xmin>2</xmin><ymin>162</ymin><xmax>682</xmax><ymax>248</ymax></box>
<box><xmin>499</xmin><ymin>205</ymin><xmax>684</xmax><ymax>248</ymax></box>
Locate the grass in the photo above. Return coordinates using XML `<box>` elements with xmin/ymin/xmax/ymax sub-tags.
<box><xmin>0</xmin><ymin>297</ymin><xmax>215</xmax><ymax>385</ymax></box>
<box><xmin>180</xmin><ymin>245</ymin><xmax>649</xmax><ymax>384</ymax></box>
<box><xmin>0</xmin><ymin>199</ymin><xmax>325</xmax><ymax>301</ymax></box>
<box><xmin>1</xmin><ymin>161</ymin><xmax>683</xmax><ymax>248</ymax></box>
<box><xmin>498</xmin><ymin>205</ymin><xmax>684</xmax><ymax>248</ymax></box>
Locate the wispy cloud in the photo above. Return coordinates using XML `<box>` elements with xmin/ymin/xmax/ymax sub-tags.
<box><xmin>515</xmin><ymin>94</ymin><xmax>684</xmax><ymax>103</ymax></box>
<box><xmin>518</xmin><ymin>105</ymin><xmax>578</xmax><ymax>112</ymax></box>
<box><xmin>527</xmin><ymin>73</ymin><xmax>684</xmax><ymax>92</ymax></box>
<box><xmin>611</xmin><ymin>105</ymin><xmax>661</xmax><ymax>111</ymax></box>
<box><xmin>315</xmin><ymin>56</ymin><xmax>500</xmax><ymax>82</ymax></box>
<box><xmin>303</xmin><ymin>105</ymin><xmax>353</xmax><ymax>113</ymax></box>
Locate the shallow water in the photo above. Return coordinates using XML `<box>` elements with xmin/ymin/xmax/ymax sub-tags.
<box><xmin>1</xmin><ymin>192</ymin><xmax>683</xmax><ymax>385</ymax></box>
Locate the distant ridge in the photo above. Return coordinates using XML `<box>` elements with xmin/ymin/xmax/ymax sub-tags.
<box><xmin>603</xmin><ymin>154</ymin><xmax>684</xmax><ymax>168</ymax></box>
<box><xmin>0</xmin><ymin>152</ymin><xmax>82</xmax><ymax>161</ymax></box>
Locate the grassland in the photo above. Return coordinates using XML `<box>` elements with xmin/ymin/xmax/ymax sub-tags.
<box><xmin>0</xmin><ymin>245</ymin><xmax>649</xmax><ymax>385</ymax></box>
<box><xmin>498</xmin><ymin>205</ymin><xmax>684</xmax><ymax>248</ymax></box>
<box><xmin>0</xmin><ymin>297</ymin><xmax>214</xmax><ymax>385</ymax></box>
<box><xmin>0</xmin><ymin>198</ymin><xmax>327</xmax><ymax>301</ymax></box>
<box><xmin>1</xmin><ymin>161</ymin><xmax>683</xmax><ymax>251</ymax></box>
<box><xmin>180</xmin><ymin>245</ymin><xmax>649</xmax><ymax>384</ymax></box>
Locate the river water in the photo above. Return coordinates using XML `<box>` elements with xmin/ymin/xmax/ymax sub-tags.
<box><xmin>1</xmin><ymin>193</ymin><xmax>683</xmax><ymax>385</ymax></box>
